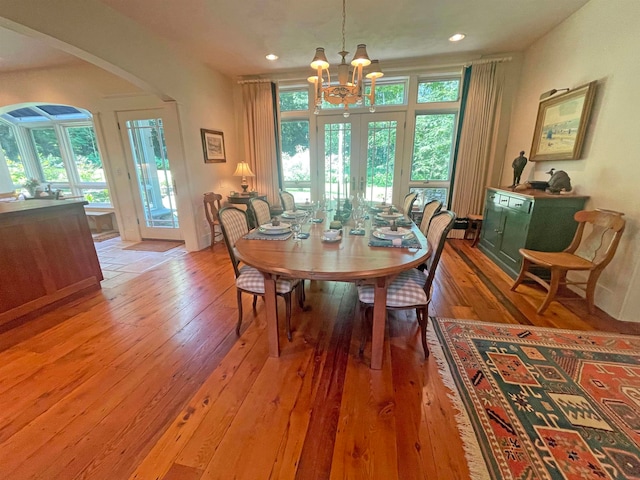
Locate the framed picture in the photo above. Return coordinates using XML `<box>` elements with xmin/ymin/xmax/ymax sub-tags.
<box><xmin>530</xmin><ymin>81</ymin><xmax>597</xmax><ymax>162</ymax></box>
<box><xmin>201</xmin><ymin>129</ymin><xmax>226</xmax><ymax>163</ymax></box>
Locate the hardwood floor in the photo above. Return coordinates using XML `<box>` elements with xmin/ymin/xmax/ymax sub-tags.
<box><xmin>0</xmin><ymin>239</ymin><xmax>637</xmax><ymax>479</ymax></box>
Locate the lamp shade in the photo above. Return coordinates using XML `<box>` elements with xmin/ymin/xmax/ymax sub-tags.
<box><xmin>233</xmin><ymin>162</ymin><xmax>255</xmax><ymax>178</ymax></box>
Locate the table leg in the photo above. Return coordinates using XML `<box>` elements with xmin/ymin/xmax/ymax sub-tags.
<box><xmin>262</xmin><ymin>272</ymin><xmax>280</xmax><ymax>357</ymax></box>
<box><xmin>371</xmin><ymin>277</ymin><xmax>388</xmax><ymax>370</ymax></box>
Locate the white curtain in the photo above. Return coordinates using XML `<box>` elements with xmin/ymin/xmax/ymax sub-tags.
<box><xmin>450</xmin><ymin>61</ymin><xmax>505</xmax><ymax>238</ymax></box>
<box><xmin>240</xmin><ymin>81</ymin><xmax>280</xmax><ymax>205</ymax></box>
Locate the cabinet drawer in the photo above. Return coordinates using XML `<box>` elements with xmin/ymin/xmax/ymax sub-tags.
<box><xmin>507</xmin><ymin>196</ymin><xmax>532</xmax><ymax>214</ymax></box>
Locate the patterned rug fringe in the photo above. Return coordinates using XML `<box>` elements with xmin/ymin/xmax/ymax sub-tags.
<box><xmin>426</xmin><ymin>322</ymin><xmax>491</xmax><ymax>480</ymax></box>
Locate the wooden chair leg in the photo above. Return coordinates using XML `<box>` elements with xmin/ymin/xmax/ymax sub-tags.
<box><xmin>416</xmin><ymin>307</ymin><xmax>430</xmax><ymax>358</ymax></box>
<box><xmin>235</xmin><ymin>289</ymin><xmax>244</xmax><ymax>335</ymax></box>
<box><xmin>359</xmin><ymin>305</ymin><xmax>372</xmax><ymax>355</ymax></box>
<box><xmin>511</xmin><ymin>258</ymin><xmax>531</xmax><ymax>291</ymax></box>
<box><xmin>585</xmin><ymin>270</ymin><xmax>602</xmax><ymax>314</ymax></box>
<box><xmin>285</xmin><ymin>292</ymin><xmax>293</xmax><ymax>341</ymax></box>
<box><xmin>537</xmin><ymin>268</ymin><xmax>562</xmax><ymax>314</ymax></box>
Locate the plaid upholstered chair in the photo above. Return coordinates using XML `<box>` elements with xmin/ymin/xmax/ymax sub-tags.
<box><xmin>249</xmin><ymin>197</ymin><xmax>272</xmax><ymax>227</ymax></box>
<box><xmin>402</xmin><ymin>191</ymin><xmax>418</xmax><ymax>221</ymax></box>
<box><xmin>218</xmin><ymin>206</ymin><xmax>302</xmax><ymax>340</ymax></box>
<box><xmin>357</xmin><ymin>210</ymin><xmax>456</xmax><ymax>358</ymax></box>
<box><xmin>279</xmin><ymin>190</ymin><xmax>296</xmax><ymax>212</ymax></box>
<box><xmin>418</xmin><ymin>199</ymin><xmax>443</xmax><ymax>235</ymax></box>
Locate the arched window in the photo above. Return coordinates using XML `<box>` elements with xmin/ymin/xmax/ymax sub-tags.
<box><xmin>0</xmin><ymin>104</ymin><xmax>110</xmax><ymax>206</ymax></box>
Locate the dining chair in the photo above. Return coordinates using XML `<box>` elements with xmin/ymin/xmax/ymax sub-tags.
<box><xmin>218</xmin><ymin>206</ymin><xmax>303</xmax><ymax>340</ymax></box>
<box><xmin>203</xmin><ymin>192</ymin><xmax>223</xmax><ymax>249</ymax></box>
<box><xmin>358</xmin><ymin>210</ymin><xmax>456</xmax><ymax>358</ymax></box>
<box><xmin>511</xmin><ymin>209</ymin><xmax>626</xmax><ymax>314</ymax></box>
<box><xmin>402</xmin><ymin>192</ymin><xmax>418</xmax><ymax>221</ymax></box>
<box><xmin>249</xmin><ymin>197</ymin><xmax>272</xmax><ymax>227</ymax></box>
<box><xmin>418</xmin><ymin>199</ymin><xmax>443</xmax><ymax>235</ymax></box>
<box><xmin>279</xmin><ymin>190</ymin><xmax>296</xmax><ymax>212</ymax></box>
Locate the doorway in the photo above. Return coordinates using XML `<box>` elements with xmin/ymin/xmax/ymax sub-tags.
<box><xmin>117</xmin><ymin>109</ymin><xmax>181</xmax><ymax>241</ymax></box>
<box><xmin>316</xmin><ymin>112</ymin><xmax>406</xmax><ymax>208</ymax></box>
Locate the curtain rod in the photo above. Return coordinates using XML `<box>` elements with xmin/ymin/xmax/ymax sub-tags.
<box><xmin>465</xmin><ymin>56</ymin><xmax>512</xmax><ymax>66</ymax></box>
<box><xmin>237</xmin><ymin>79</ymin><xmax>272</xmax><ymax>84</ymax></box>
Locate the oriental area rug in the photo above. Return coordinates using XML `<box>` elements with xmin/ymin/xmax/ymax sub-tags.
<box><xmin>429</xmin><ymin>318</ymin><xmax>640</xmax><ymax>480</ymax></box>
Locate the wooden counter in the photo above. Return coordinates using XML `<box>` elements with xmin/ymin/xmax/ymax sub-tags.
<box><xmin>0</xmin><ymin>199</ymin><xmax>103</xmax><ymax>326</ymax></box>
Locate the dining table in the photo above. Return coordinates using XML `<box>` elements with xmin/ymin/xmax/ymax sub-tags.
<box><xmin>234</xmin><ymin>210</ymin><xmax>432</xmax><ymax>369</ymax></box>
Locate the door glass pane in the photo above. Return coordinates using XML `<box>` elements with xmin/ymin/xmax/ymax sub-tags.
<box><xmin>31</xmin><ymin>128</ymin><xmax>68</xmax><ymax>183</ymax></box>
<box><xmin>323</xmin><ymin>122</ymin><xmax>351</xmax><ymax>211</ymax></box>
<box><xmin>411</xmin><ymin>114</ymin><xmax>456</xmax><ymax>181</ymax></box>
<box><xmin>125</xmin><ymin>118</ymin><xmax>178</xmax><ymax>229</ymax></box>
<box><xmin>366</xmin><ymin>120</ymin><xmax>397</xmax><ymax>204</ymax></box>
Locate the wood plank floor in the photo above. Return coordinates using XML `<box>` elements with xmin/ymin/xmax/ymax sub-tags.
<box><xmin>0</xmin><ymin>239</ymin><xmax>637</xmax><ymax>479</ymax></box>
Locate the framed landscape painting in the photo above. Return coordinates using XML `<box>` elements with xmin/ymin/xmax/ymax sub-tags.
<box><xmin>201</xmin><ymin>129</ymin><xmax>226</xmax><ymax>163</ymax></box>
<box><xmin>530</xmin><ymin>81</ymin><xmax>597</xmax><ymax>161</ymax></box>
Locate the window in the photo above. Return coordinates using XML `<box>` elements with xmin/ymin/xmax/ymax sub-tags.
<box><xmin>417</xmin><ymin>79</ymin><xmax>460</xmax><ymax>103</ymax></box>
<box><xmin>279</xmin><ymin>87</ymin><xmax>312</xmax><ymax>202</ymax></box>
<box><xmin>0</xmin><ymin>105</ymin><xmax>110</xmax><ymax>206</ymax></box>
<box><xmin>0</xmin><ymin>122</ymin><xmax>26</xmax><ymax>187</ymax></box>
<box><xmin>365</xmin><ymin>80</ymin><xmax>406</xmax><ymax>106</ymax></box>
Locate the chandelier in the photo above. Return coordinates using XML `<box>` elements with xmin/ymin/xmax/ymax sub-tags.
<box><xmin>308</xmin><ymin>0</ymin><xmax>384</xmax><ymax>117</ymax></box>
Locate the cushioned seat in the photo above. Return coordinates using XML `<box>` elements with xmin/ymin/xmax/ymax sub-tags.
<box><xmin>357</xmin><ymin>210</ymin><xmax>456</xmax><ymax>358</ymax></box>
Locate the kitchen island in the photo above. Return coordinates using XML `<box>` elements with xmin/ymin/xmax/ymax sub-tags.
<box><xmin>0</xmin><ymin>199</ymin><xmax>103</xmax><ymax>326</ymax></box>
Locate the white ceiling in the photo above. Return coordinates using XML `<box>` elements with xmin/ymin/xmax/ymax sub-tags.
<box><xmin>0</xmin><ymin>0</ymin><xmax>591</xmax><ymax>77</ymax></box>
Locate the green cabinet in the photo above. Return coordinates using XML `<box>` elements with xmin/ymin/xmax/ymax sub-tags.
<box><xmin>478</xmin><ymin>188</ymin><xmax>588</xmax><ymax>278</ymax></box>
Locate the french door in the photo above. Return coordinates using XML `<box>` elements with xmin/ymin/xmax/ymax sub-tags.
<box><xmin>117</xmin><ymin>109</ymin><xmax>181</xmax><ymax>240</ymax></box>
<box><xmin>316</xmin><ymin>112</ymin><xmax>405</xmax><ymax>209</ymax></box>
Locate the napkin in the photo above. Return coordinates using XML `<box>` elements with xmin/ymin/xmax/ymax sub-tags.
<box><xmin>368</xmin><ymin>235</ymin><xmax>421</xmax><ymax>249</ymax></box>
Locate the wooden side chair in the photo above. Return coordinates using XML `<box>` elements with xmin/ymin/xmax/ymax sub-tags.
<box><xmin>218</xmin><ymin>207</ymin><xmax>303</xmax><ymax>340</ymax></box>
<box><xmin>203</xmin><ymin>192</ymin><xmax>223</xmax><ymax>249</ymax></box>
<box><xmin>402</xmin><ymin>192</ymin><xmax>418</xmax><ymax>221</ymax></box>
<box><xmin>249</xmin><ymin>197</ymin><xmax>272</xmax><ymax>227</ymax></box>
<box><xmin>358</xmin><ymin>210</ymin><xmax>456</xmax><ymax>358</ymax></box>
<box><xmin>418</xmin><ymin>199</ymin><xmax>443</xmax><ymax>235</ymax></box>
<box><xmin>511</xmin><ymin>209</ymin><xmax>626</xmax><ymax>314</ymax></box>
<box><xmin>279</xmin><ymin>190</ymin><xmax>296</xmax><ymax>212</ymax></box>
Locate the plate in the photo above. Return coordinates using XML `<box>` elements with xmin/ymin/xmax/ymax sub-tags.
<box><xmin>376</xmin><ymin>212</ymin><xmax>404</xmax><ymax>220</ymax></box>
<box><xmin>321</xmin><ymin>235</ymin><xmax>342</xmax><ymax>243</ymax></box>
<box><xmin>259</xmin><ymin>223</ymin><xmax>291</xmax><ymax>235</ymax></box>
<box><xmin>282</xmin><ymin>210</ymin><xmax>307</xmax><ymax>218</ymax></box>
<box><xmin>373</xmin><ymin>227</ymin><xmax>414</xmax><ymax>239</ymax></box>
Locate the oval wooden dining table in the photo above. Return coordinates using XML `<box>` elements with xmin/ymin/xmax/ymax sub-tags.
<box><xmin>234</xmin><ymin>218</ymin><xmax>431</xmax><ymax>369</ymax></box>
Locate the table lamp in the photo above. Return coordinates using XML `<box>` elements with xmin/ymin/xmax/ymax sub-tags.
<box><xmin>233</xmin><ymin>162</ymin><xmax>255</xmax><ymax>193</ymax></box>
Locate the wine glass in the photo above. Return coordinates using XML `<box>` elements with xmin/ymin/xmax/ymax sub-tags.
<box><xmin>290</xmin><ymin>216</ymin><xmax>301</xmax><ymax>241</ymax></box>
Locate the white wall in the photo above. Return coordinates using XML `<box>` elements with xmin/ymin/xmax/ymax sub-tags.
<box><xmin>502</xmin><ymin>0</ymin><xmax>640</xmax><ymax>321</ymax></box>
<box><xmin>0</xmin><ymin>0</ymin><xmax>239</xmax><ymax>251</ymax></box>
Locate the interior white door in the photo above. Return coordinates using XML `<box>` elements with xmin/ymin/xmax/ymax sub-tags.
<box><xmin>117</xmin><ymin>109</ymin><xmax>181</xmax><ymax>240</ymax></box>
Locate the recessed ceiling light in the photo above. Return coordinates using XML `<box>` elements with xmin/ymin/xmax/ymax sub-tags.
<box><xmin>266</xmin><ymin>54</ymin><xmax>278</xmax><ymax>61</ymax></box>
<box><xmin>449</xmin><ymin>33</ymin><xmax>466</xmax><ymax>42</ymax></box>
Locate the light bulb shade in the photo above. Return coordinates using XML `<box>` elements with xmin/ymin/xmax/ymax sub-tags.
<box><xmin>233</xmin><ymin>162</ymin><xmax>255</xmax><ymax>178</ymax></box>
<box><xmin>351</xmin><ymin>44</ymin><xmax>372</xmax><ymax>67</ymax></box>
<box><xmin>310</xmin><ymin>48</ymin><xmax>330</xmax><ymax>70</ymax></box>
<box><xmin>365</xmin><ymin>59</ymin><xmax>384</xmax><ymax>79</ymax></box>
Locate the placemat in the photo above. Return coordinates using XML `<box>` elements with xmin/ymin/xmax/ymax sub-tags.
<box><xmin>244</xmin><ymin>230</ymin><xmax>292</xmax><ymax>241</ymax></box>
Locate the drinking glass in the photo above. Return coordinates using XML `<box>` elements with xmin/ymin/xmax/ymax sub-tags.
<box><xmin>291</xmin><ymin>216</ymin><xmax>302</xmax><ymax>241</ymax></box>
